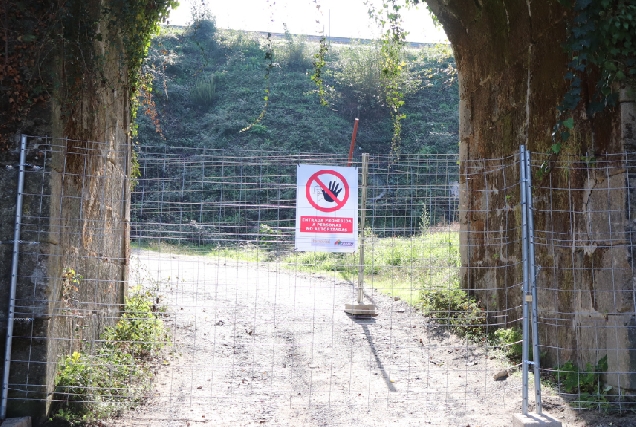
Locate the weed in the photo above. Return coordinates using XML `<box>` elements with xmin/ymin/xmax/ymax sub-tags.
<box><xmin>51</xmin><ymin>288</ymin><xmax>167</xmax><ymax>424</ymax></box>
<box><xmin>419</xmin><ymin>204</ymin><xmax>430</xmax><ymax>234</ymax></box>
<box><xmin>555</xmin><ymin>355</ymin><xmax>611</xmax><ymax>410</ymax></box>
<box><xmin>62</xmin><ymin>267</ymin><xmax>82</xmax><ymax>307</ymax></box>
<box><xmin>492</xmin><ymin>327</ymin><xmax>523</xmax><ymax>360</ymax></box>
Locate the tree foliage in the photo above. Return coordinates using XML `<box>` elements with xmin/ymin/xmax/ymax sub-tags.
<box><xmin>0</xmin><ymin>0</ymin><xmax>176</xmax><ymax>147</ymax></box>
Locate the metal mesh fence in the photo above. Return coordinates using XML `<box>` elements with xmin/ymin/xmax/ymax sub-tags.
<box><xmin>1</xmin><ymin>136</ymin><xmax>130</xmax><ymax>417</ymax></box>
<box><xmin>2</xmin><ymin>137</ymin><xmax>635</xmax><ymax>425</ymax></box>
<box><xmin>530</xmin><ymin>152</ymin><xmax>636</xmax><ymax>412</ymax></box>
<box><xmin>124</xmin><ymin>146</ymin><xmax>524</xmax><ymax>425</ymax></box>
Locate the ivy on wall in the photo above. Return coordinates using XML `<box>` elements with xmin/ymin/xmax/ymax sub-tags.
<box><xmin>0</xmin><ymin>0</ymin><xmax>177</xmax><ymax>148</ymax></box>
<box><xmin>553</xmin><ymin>0</ymin><xmax>636</xmax><ymax>154</ymax></box>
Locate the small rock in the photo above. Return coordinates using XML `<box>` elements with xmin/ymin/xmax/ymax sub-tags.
<box><xmin>493</xmin><ymin>370</ymin><xmax>508</xmax><ymax>381</ymax></box>
<box><xmin>393</xmin><ymin>296</ymin><xmax>401</xmax><ymax>301</ymax></box>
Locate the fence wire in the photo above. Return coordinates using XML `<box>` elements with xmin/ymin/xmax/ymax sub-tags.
<box><xmin>124</xmin><ymin>146</ymin><xmax>524</xmax><ymax>426</ymax></box>
<box><xmin>2</xmin><ymin>137</ymin><xmax>635</xmax><ymax>425</ymax></box>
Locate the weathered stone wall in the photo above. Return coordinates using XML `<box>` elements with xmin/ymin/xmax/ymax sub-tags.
<box><xmin>0</xmin><ymin>0</ymin><xmax>132</xmax><ymax>421</ymax></box>
<box><xmin>427</xmin><ymin>0</ymin><xmax>636</xmax><ymax>393</ymax></box>
<box><xmin>0</xmin><ymin>138</ymin><xmax>53</xmax><ymax>417</ymax></box>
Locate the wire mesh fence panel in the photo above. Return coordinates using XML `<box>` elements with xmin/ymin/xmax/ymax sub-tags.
<box><xmin>116</xmin><ymin>146</ymin><xmax>527</xmax><ymax>426</ymax></box>
<box><xmin>530</xmin><ymin>152</ymin><xmax>636</xmax><ymax>412</ymax></box>
<box><xmin>8</xmin><ymin>140</ymin><xmax>635</xmax><ymax>425</ymax></box>
<box><xmin>1</xmin><ymin>136</ymin><xmax>130</xmax><ymax>417</ymax></box>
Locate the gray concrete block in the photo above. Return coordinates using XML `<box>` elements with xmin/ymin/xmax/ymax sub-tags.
<box><xmin>1</xmin><ymin>417</ymin><xmax>32</xmax><ymax>427</ymax></box>
<box><xmin>513</xmin><ymin>413</ymin><xmax>562</xmax><ymax>427</ymax></box>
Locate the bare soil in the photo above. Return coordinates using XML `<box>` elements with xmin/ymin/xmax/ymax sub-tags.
<box><xmin>107</xmin><ymin>250</ymin><xmax>635</xmax><ymax>427</ymax></box>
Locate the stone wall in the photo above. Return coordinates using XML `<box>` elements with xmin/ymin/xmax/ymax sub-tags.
<box><xmin>0</xmin><ymin>135</ymin><xmax>130</xmax><ymax>420</ymax></box>
<box><xmin>0</xmin><ymin>0</ymin><xmax>132</xmax><ymax>421</ymax></box>
<box><xmin>427</xmin><ymin>0</ymin><xmax>636</xmax><ymax>394</ymax></box>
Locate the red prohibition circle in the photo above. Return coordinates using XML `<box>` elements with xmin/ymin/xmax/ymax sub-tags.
<box><xmin>306</xmin><ymin>169</ymin><xmax>350</xmax><ymax>213</ymax></box>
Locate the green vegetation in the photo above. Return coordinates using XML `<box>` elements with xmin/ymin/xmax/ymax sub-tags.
<box><xmin>552</xmin><ymin>0</ymin><xmax>636</xmax><ymax>155</ymax></box>
<box><xmin>0</xmin><ymin>0</ymin><xmax>177</xmax><ymax>146</ymax></box>
<box><xmin>290</xmin><ymin>230</ymin><xmax>459</xmax><ymax>302</ymax></box>
<box><xmin>493</xmin><ymin>327</ymin><xmax>523</xmax><ymax>360</ymax></box>
<box><xmin>553</xmin><ymin>356</ymin><xmax>612</xmax><ymax>410</ymax></box>
<box><xmin>136</xmin><ymin>21</ymin><xmax>459</xmax><ymax>155</ymax></box>
<box><xmin>51</xmin><ymin>289</ymin><xmax>167</xmax><ymax>425</ymax></box>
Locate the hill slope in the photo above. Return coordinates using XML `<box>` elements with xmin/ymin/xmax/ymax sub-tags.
<box><xmin>136</xmin><ymin>21</ymin><xmax>459</xmax><ymax>156</ymax></box>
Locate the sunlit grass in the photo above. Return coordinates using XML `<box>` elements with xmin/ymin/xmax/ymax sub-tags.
<box><xmin>284</xmin><ymin>230</ymin><xmax>460</xmax><ymax>306</ymax></box>
<box><xmin>132</xmin><ymin>240</ymin><xmax>267</xmax><ymax>262</ymax></box>
<box><xmin>132</xmin><ymin>230</ymin><xmax>461</xmax><ymax>307</ymax></box>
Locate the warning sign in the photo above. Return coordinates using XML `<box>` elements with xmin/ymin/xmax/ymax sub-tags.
<box><xmin>295</xmin><ymin>164</ymin><xmax>358</xmax><ymax>252</ymax></box>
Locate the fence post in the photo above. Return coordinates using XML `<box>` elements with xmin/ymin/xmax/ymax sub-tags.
<box><xmin>525</xmin><ymin>150</ymin><xmax>543</xmax><ymax>414</ymax></box>
<box><xmin>1</xmin><ymin>135</ymin><xmax>27</xmax><ymax>419</ymax></box>
<box><xmin>520</xmin><ymin>145</ymin><xmax>530</xmax><ymax>415</ymax></box>
<box><xmin>357</xmin><ymin>153</ymin><xmax>369</xmax><ymax>304</ymax></box>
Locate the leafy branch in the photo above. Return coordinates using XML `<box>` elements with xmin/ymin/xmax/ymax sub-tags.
<box><xmin>366</xmin><ymin>0</ymin><xmax>409</xmax><ymax>158</ymax></box>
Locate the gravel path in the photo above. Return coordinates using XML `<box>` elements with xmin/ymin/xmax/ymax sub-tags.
<box><xmin>108</xmin><ymin>249</ymin><xmax>570</xmax><ymax>426</ymax></box>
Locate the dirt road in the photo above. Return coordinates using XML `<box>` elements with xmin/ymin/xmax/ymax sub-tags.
<box><xmin>108</xmin><ymin>249</ymin><xmax>579</xmax><ymax>427</ymax></box>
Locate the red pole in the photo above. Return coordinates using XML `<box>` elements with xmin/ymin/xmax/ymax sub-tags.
<box><xmin>347</xmin><ymin>118</ymin><xmax>359</xmax><ymax>167</ymax></box>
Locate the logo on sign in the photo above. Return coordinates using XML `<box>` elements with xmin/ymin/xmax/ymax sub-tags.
<box><xmin>311</xmin><ymin>238</ymin><xmax>332</xmax><ymax>247</ymax></box>
<box><xmin>334</xmin><ymin>240</ymin><xmax>355</xmax><ymax>247</ymax></box>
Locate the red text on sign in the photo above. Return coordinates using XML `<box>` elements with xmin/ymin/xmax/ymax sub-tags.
<box><xmin>300</xmin><ymin>216</ymin><xmax>353</xmax><ymax>233</ymax></box>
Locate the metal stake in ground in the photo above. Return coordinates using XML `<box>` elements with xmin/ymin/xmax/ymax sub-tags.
<box><xmin>513</xmin><ymin>146</ymin><xmax>560</xmax><ymax>427</ymax></box>
<box><xmin>345</xmin><ymin>153</ymin><xmax>377</xmax><ymax>317</ymax></box>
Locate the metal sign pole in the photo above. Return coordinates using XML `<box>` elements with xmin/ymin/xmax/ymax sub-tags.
<box><xmin>345</xmin><ymin>153</ymin><xmax>376</xmax><ymax>317</ymax></box>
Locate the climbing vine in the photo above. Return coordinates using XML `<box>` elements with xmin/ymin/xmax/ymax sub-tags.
<box><xmin>311</xmin><ymin>35</ymin><xmax>329</xmax><ymax>107</ymax></box>
<box><xmin>240</xmin><ymin>31</ymin><xmax>274</xmax><ymax>133</ymax></box>
<box><xmin>365</xmin><ymin>0</ymin><xmax>409</xmax><ymax>158</ymax></box>
<box><xmin>0</xmin><ymin>0</ymin><xmax>176</xmax><ymax>148</ymax></box>
<box><xmin>552</xmin><ymin>0</ymin><xmax>636</xmax><ymax>155</ymax></box>
<box><xmin>309</xmin><ymin>0</ymin><xmax>329</xmax><ymax>107</ymax></box>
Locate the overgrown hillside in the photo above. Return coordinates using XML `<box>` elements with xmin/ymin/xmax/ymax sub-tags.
<box><xmin>136</xmin><ymin>20</ymin><xmax>458</xmax><ymax>155</ymax></box>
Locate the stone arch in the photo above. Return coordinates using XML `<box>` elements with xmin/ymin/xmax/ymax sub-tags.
<box><xmin>425</xmin><ymin>0</ymin><xmax>636</xmax><ymax>393</ymax></box>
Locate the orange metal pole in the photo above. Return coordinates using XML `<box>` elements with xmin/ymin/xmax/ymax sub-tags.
<box><xmin>347</xmin><ymin>118</ymin><xmax>359</xmax><ymax>167</ymax></box>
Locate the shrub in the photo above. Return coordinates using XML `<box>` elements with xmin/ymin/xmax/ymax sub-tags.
<box><xmin>420</xmin><ymin>285</ymin><xmax>486</xmax><ymax>340</ymax></box>
<box><xmin>190</xmin><ymin>75</ymin><xmax>216</xmax><ymax>106</ymax></box>
<box><xmin>278</xmin><ymin>24</ymin><xmax>311</xmax><ymax>72</ymax></box>
<box><xmin>52</xmin><ymin>289</ymin><xmax>166</xmax><ymax>423</ymax></box>
<box><xmin>102</xmin><ymin>290</ymin><xmax>166</xmax><ymax>358</ymax></box>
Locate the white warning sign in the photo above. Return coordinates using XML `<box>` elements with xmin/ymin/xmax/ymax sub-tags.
<box><xmin>295</xmin><ymin>164</ymin><xmax>358</xmax><ymax>252</ymax></box>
